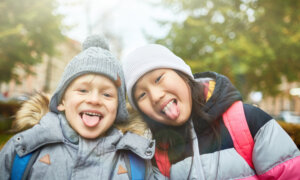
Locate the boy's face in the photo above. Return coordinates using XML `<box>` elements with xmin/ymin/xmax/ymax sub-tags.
<box><xmin>57</xmin><ymin>74</ymin><xmax>118</xmax><ymax>139</ymax></box>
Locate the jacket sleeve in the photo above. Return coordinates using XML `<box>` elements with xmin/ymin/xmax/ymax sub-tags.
<box><xmin>250</xmin><ymin>108</ymin><xmax>300</xmax><ymax>179</ymax></box>
<box><xmin>0</xmin><ymin>136</ymin><xmax>17</xmax><ymax>180</ymax></box>
<box><xmin>152</xmin><ymin>166</ymin><xmax>170</xmax><ymax>180</ymax></box>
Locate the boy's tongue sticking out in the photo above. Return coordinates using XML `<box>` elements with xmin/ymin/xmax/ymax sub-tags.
<box><xmin>82</xmin><ymin>113</ymin><xmax>101</xmax><ymax>127</ymax></box>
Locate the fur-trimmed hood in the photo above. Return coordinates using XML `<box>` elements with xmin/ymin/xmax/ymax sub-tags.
<box><xmin>12</xmin><ymin>92</ymin><xmax>149</xmax><ymax>137</ymax></box>
<box><xmin>2</xmin><ymin>94</ymin><xmax>155</xmax><ymax>180</ymax></box>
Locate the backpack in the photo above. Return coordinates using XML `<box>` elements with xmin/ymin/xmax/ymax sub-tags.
<box><xmin>155</xmin><ymin>100</ymin><xmax>255</xmax><ymax>177</ymax></box>
<box><xmin>222</xmin><ymin>100</ymin><xmax>254</xmax><ymax>168</ymax></box>
<box><xmin>11</xmin><ymin>150</ymin><xmax>145</xmax><ymax>180</ymax></box>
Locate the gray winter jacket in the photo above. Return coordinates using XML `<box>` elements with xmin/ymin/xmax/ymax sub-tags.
<box><xmin>0</xmin><ymin>112</ymin><xmax>155</xmax><ymax>180</ymax></box>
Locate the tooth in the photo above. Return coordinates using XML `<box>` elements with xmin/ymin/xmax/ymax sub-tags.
<box><xmin>163</xmin><ymin>101</ymin><xmax>171</xmax><ymax>112</ymax></box>
<box><xmin>163</xmin><ymin>106</ymin><xmax>167</xmax><ymax>112</ymax></box>
<box><xmin>167</xmin><ymin>101</ymin><xmax>172</xmax><ymax>108</ymax></box>
<box><xmin>84</xmin><ymin>112</ymin><xmax>101</xmax><ymax>117</ymax></box>
<box><xmin>168</xmin><ymin>101</ymin><xmax>172</xmax><ymax>107</ymax></box>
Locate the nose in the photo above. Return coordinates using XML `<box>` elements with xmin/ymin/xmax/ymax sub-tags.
<box><xmin>86</xmin><ymin>91</ymin><xmax>102</xmax><ymax>105</ymax></box>
<box><xmin>149</xmin><ymin>86</ymin><xmax>164</xmax><ymax>105</ymax></box>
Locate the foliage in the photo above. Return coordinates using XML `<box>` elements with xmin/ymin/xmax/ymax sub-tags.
<box><xmin>0</xmin><ymin>0</ymin><xmax>65</xmax><ymax>84</ymax></box>
<box><xmin>153</xmin><ymin>0</ymin><xmax>300</xmax><ymax>97</ymax></box>
<box><xmin>0</xmin><ymin>100</ymin><xmax>21</xmax><ymax>118</ymax></box>
<box><xmin>0</xmin><ymin>133</ymin><xmax>13</xmax><ymax>150</ymax></box>
<box><xmin>0</xmin><ymin>100</ymin><xmax>21</xmax><ymax>133</ymax></box>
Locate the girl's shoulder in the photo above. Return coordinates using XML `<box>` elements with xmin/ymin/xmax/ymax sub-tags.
<box><xmin>243</xmin><ymin>104</ymin><xmax>273</xmax><ymax>137</ymax></box>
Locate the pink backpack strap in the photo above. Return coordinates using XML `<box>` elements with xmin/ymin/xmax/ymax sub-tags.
<box><xmin>222</xmin><ymin>101</ymin><xmax>255</xmax><ymax>169</ymax></box>
<box><xmin>154</xmin><ymin>143</ymin><xmax>171</xmax><ymax>177</ymax></box>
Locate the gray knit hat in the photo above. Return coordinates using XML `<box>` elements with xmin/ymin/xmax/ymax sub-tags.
<box><xmin>50</xmin><ymin>34</ymin><xmax>128</xmax><ymax>122</ymax></box>
<box><xmin>122</xmin><ymin>44</ymin><xmax>193</xmax><ymax>110</ymax></box>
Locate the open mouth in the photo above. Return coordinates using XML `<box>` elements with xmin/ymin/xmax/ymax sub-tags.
<box><xmin>160</xmin><ymin>99</ymin><xmax>180</xmax><ymax>120</ymax></box>
<box><xmin>161</xmin><ymin>99</ymin><xmax>177</xmax><ymax>114</ymax></box>
<box><xmin>80</xmin><ymin>112</ymin><xmax>103</xmax><ymax>118</ymax></box>
<box><xmin>80</xmin><ymin>112</ymin><xmax>103</xmax><ymax>127</ymax></box>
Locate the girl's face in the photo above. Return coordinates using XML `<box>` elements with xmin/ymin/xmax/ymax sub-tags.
<box><xmin>57</xmin><ymin>74</ymin><xmax>118</xmax><ymax>139</ymax></box>
<box><xmin>134</xmin><ymin>69</ymin><xmax>192</xmax><ymax>126</ymax></box>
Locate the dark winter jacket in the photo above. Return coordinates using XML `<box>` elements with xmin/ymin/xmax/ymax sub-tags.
<box><xmin>154</xmin><ymin>71</ymin><xmax>300</xmax><ymax>180</ymax></box>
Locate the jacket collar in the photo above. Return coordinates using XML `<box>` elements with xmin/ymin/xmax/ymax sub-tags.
<box><xmin>116</xmin><ymin>131</ymin><xmax>155</xmax><ymax>159</ymax></box>
<box><xmin>194</xmin><ymin>71</ymin><xmax>242</xmax><ymax>121</ymax></box>
<box><xmin>14</xmin><ymin>112</ymin><xmax>155</xmax><ymax>159</ymax></box>
<box><xmin>14</xmin><ymin>112</ymin><xmax>64</xmax><ymax>156</ymax></box>
<box><xmin>59</xmin><ymin>113</ymin><xmax>79</xmax><ymax>144</ymax></box>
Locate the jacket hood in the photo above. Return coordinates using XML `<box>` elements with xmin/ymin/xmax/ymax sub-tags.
<box><xmin>12</xmin><ymin>92</ymin><xmax>50</xmax><ymax>133</ymax></box>
<box><xmin>194</xmin><ymin>71</ymin><xmax>242</xmax><ymax>122</ymax></box>
<box><xmin>12</xmin><ymin>93</ymin><xmax>148</xmax><ymax>136</ymax></box>
<box><xmin>13</xmin><ymin>112</ymin><xmax>64</xmax><ymax>156</ymax></box>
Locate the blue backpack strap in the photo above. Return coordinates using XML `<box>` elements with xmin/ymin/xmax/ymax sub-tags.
<box><xmin>128</xmin><ymin>152</ymin><xmax>145</xmax><ymax>180</ymax></box>
<box><xmin>11</xmin><ymin>153</ymin><xmax>33</xmax><ymax>180</ymax></box>
<box><xmin>11</xmin><ymin>150</ymin><xmax>40</xmax><ymax>180</ymax></box>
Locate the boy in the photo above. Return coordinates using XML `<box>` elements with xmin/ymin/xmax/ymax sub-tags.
<box><xmin>0</xmin><ymin>35</ymin><xmax>154</xmax><ymax>179</ymax></box>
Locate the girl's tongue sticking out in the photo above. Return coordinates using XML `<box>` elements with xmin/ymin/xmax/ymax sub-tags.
<box><xmin>163</xmin><ymin>100</ymin><xmax>180</xmax><ymax>120</ymax></box>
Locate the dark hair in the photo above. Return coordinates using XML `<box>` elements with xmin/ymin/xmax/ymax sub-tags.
<box><xmin>132</xmin><ymin>70</ymin><xmax>219</xmax><ymax>163</ymax></box>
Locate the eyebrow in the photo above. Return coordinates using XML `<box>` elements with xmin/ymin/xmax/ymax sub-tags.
<box><xmin>74</xmin><ymin>80</ymin><xmax>116</xmax><ymax>89</ymax></box>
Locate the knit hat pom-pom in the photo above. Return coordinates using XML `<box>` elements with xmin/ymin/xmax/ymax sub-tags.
<box><xmin>82</xmin><ymin>34</ymin><xmax>110</xmax><ymax>51</ymax></box>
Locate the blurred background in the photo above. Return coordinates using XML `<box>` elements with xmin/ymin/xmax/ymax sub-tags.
<box><xmin>0</xmin><ymin>0</ymin><xmax>299</xmax><ymax>148</ymax></box>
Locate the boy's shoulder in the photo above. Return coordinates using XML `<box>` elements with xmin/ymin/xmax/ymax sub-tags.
<box><xmin>12</xmin><ymin>92</ymin><xmax>50</xmax><ymax>132</ymax></box>
<box><xmin>113</xmin><ymin>129</ymin><xmax>155</xmax><ymax>160</ymax></box>
<box><xmin>12</xmin><ymin>112</ymin><xmax>64</xmax><ymax>157</ymax></box>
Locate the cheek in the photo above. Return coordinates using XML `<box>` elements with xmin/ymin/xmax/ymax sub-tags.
<box><xmin>176</xmin><ymin>80</ymin><xmax>192</xmax><ymax>111</ymax></box>
<box><xmin>138</xmin><ymin>101</ymin><xmax>148</xmax><ymax>113</ymax></box>
<box><xmin>63</xmin><ymin>93</ymin><xmax>75</xmax><ymax>105</ymax></box>
<box><xmin>180</xmin><ymin>79</ymin><xmax>192</xmax><ymax>100</ymax></box>
<box><xmin>108</xmin><ymin>100</ymin><xmax>119</xmax><ymax>112</ymax></box>
<box><xmin>138</xmin><ymin>101</ymin><xmax>155</xmax><ymax>118</ymax></box>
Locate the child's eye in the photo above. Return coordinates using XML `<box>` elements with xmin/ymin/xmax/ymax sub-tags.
<box><xmin>103</xmin><ymin>93</ymin><xmax>111</xmax><ymax>97</ymax></box>
<box><xmin>137</xmin><ymin>92</ymin><xmax>146</xmax><ymax>100</ymax></box>
<box><xmin>155</xmin><ymin>75</ymin><xmax>163</xmax><ymax>84</ymax></box>
<box><xmin>78</xmin><ymin>89</ymin><xmax>88</xmax><ymax>93</ymax></box>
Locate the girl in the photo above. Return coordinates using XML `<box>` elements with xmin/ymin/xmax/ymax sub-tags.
<box><xmin>122</xmin><ymin>44</ymin><xmax>300</xmax><ymax>179</ymax></box>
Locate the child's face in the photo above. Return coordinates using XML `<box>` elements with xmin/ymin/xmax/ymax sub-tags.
<box><xmin>134</xmin><ymin>69</ymin><xmax>192</xmax><ymax>126</ymax></box>
<box><xmin>57</xmin><ymin>74</ymin><xmax>118</xmax><ymax>139</ymax></box>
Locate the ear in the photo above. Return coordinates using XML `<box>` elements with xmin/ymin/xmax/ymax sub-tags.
<box><xmin>114</xmin><ymin>75</ymin><xmax>121</xmax><ymax>87</ymax></box>
<box><xmin>57</xmin><ymin>101</ymin><xmax>65</xmax><ymax>111</ymax></box>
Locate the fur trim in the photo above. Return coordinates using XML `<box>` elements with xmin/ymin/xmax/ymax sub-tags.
<box><xmin>114</xmin><ymin>103</ymin><xmax>150</xmax><ymax>137</ymax></box>
<box><xmin>11</xmin><ymin>93</ymin><xmax>150</xmax><ymax>137</ymax></box>
<box><xmin>11</xmin><ymin>92</ymin><xmax>50</xmax><ymax>133</ymax></box>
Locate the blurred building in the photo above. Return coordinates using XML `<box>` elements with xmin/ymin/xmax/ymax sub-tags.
<box><xmin>0</xmin><ymin>38</ymin><xmax>81</xmax><ymax>98</ymax></box>
<box><xmin>258</xmin><ymin>80</ymin><xmax>300</xmax><ymax>116</ymax></box>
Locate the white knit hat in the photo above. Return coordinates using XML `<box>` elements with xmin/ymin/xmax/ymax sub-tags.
<box><xmin>122</xmin><ymin>44</ymin><xmax>193</xmax><ymax>110</ymax></box>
